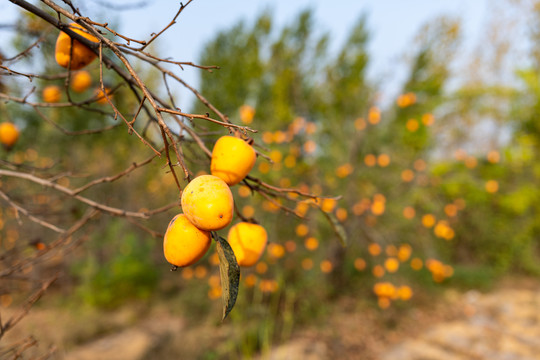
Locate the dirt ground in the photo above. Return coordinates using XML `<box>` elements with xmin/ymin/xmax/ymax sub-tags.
<box><xmin>2</xmin><ymin>277</ymin><xmax>539</xmax><ymax>359</ymax></box>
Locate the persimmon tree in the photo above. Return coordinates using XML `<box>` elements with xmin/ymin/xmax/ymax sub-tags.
<box><xmin>0</xmin><ymin>1</ymin><xmax>342</xmax><ymax>358</ymax></box>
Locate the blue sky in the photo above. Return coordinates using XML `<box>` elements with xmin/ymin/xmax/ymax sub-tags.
<box><xmin>0</xmin><ymin>0</ymin><xmax>510</xmax><ymax>109</ymax></box>
<box><xmin>118</xmin><ymin>0</ymin><xmax>492</xmax><ymax>108</ymax></box>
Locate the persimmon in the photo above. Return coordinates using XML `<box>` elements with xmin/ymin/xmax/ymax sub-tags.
<box><xmin>397</xmin><ymin>286</ymin><xmax>413</xmax><ymax>301</ymax></box>
<box><xmin>95</xmin><ymin>87</ymin><xmax>112</xmax><ymax>104</ymax></box>
<box><xmin>163</xmin><ymin>214</ymin><xmax>211</xmax><ymax>267</ymax></box>
<box><xmin>384</xmin><ymin>258</ymin><xmax>399</xmax><ymax>273</ymax></box>
<box><xmin>55</xmin><ymin>23</ymin><xmax>98</xmax><ymax>70</ymax></box>
<box><xmin>373</xmin><ymin>282</ymin><xmax>396</xmax><ymax>298</ymax></box>
<box><xmin>181</xmin><ymin>175</ymin><xmax>234</xmax><ymax>231</ymax></box>
<box><xmin>0</xmin><ymin>122</ymin><xmax>19</xmax><ymax>149</ymax></box>
<box><xmin>42</xmin><ymin>85</ymin><xmax>61</xmax><ymax>103</ymax></box>
<box><xmin>211</xmin><ymin>136</ymin><xmax>256</xmax><ymax>186</ymax></box>
<box><xmin>71</xmin><ymin>71</ymin><xmax>92</xmax><ymax>93</ymax></box>
<box><xmin>227</xmin><ymin>222</ymin><xmax>268</xmax><ymax>267</ymax></box>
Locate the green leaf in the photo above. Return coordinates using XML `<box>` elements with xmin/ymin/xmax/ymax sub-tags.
<box><xmin>320</xmin><ymin>208</ymin><xmax>348</xmax><ymax>247</ymax></box>
<box><xmin>216</xmin><ymin>236</ymin><xmax>240</xmax><ymax>321</ymax></box>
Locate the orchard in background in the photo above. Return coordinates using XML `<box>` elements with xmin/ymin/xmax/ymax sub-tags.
<box><xmin>1</xmin><ymin>1</ymin><xmax>540</xmax><ymax>359</ymax></box>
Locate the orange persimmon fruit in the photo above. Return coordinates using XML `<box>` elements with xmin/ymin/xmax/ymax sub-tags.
<box><xmin>55</xmin><ymin>23</ymin><xmax>99</xmax><ymax>70</ymax></box>
<box><xmin>227</xmin><ymin>222</ymin><xmax>268</xmax><ymax>267</ymax></box>
<box><xmin>181</xmin><ymin>175</ymin><xmax>234</xmax><ymax>231</ymax></box>
<box><xmin>163</xmin><ymin>214</ymin><xmax>211</xmax><ymax>267</ymax></box>
<box><xmin>71</xmin><ymin>71</ymin><xmax>92</xmax><ymax>93</ymax></box>
<box><xmin>211</xmin><ymin>135</ymin><xmax>256</xmax><ymax>186</ymax></box>
<box><xmin>42</xmin><ymin>85</ymin><xmax>61</xmax><ymax>103</ymax></box>
<box><xmin>0</xmin><ymin>122</ymin><xmax>19</xmax><ymax>149</ymax></box>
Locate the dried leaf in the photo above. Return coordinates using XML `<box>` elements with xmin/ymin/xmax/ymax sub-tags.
<box><xmin>216</xmin><ymin>236</ymin><xmax>240</xmax><ymax>320</ymax></box>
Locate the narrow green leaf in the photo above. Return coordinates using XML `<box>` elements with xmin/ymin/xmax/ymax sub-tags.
<box><xmin>320</xmin><ymin>208</ymin><xmax>348</xmax><ymax>247</ymax></box>
<box><xmin>216</xmin><ymin>236</ymin><xmax>240</xmax><ymax>321</ymax></box>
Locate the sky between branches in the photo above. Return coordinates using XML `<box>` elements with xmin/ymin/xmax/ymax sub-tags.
<box><xmin>0</xmin><ymin>0</ymin><xmax>529</xmax><ymax>110</ymax></box>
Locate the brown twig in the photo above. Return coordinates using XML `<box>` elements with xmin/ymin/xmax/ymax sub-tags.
<box><xmin>138</xmin><ymin>0</ymin><xmax>194</xmax><ymax>51</ymax></box>
<box><xmin>96</xmin><ymin>43</ymin><xmax>161</xmax><ymax>156</ymax></box>
<box><xmin>83</xmin><ymin>17</ymin><xmax>147</xmax><ymax>45</ymax></box>
<box><xmin>160</xmin><ymin>125</ymin><xmax>187</xmax><ymax>186</ymax></box>
<box><xmin>33</xmin><ymin>106</ymin><xmax>122</xmax><ymax>135</ymax></box>
<box><xmin>0</xmin><ymin>276</ymin><xmax>58</xmax><ymax>339</ymax></box>
<box><xmin>72</xmin><ymin>149</ymin><xmax>164</xmax><ymax>194</ymax></box>
<box><xmin>0</xmin><ymin>169</ymin><xmax>150</xmax><ymax>218</ymax></box>
<box><xmin>157</xmin><ymin>107</ymin><xmax>256</xmax><ymax>133</ymax></box>
<box><xmin>0</xmin><ymin>190</ymin><xmax>65</xmax><ymax>233</ymax></box>
<box><xmin>245</xmin><ymin>175</ymin><xmax>324</xmax><ymax>199</ymax></box>
<box><xmin>126</xmin><ymin>217</ymin><xmax>164</xmax><ymax>238</ymax></box>
<box><xmin>2</xmin><ymin>36</ymin><xmax>46</xmax><ymax>62</ymax></box>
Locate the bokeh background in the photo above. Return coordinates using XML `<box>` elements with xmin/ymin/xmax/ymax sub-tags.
<box><xmin>1</xmin><ymin>0</ymin><xmax>540</xmax><ymax>359</ymax></box>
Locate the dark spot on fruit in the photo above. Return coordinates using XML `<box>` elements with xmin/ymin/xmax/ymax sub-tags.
<box><xmin>219</xmin><ymin>214</ymin><xmax>223</xmax><ymax>218</ymax></box>
<box><xmin>191</xmin><ymin>191</ymin><xmax>194</xmax><ymax>194</ymax></box>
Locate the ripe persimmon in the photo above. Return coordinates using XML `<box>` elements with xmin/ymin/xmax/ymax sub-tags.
<box><xmin>95</xmin><ymin>87</ymin><xmax>112</xmax><ymax>104</ymax></box>
<box><xmin>163</xmin><ymin>214</ymin><xmax>211</xmax><ymax>267</ymax></box>
<box><xmin>55</xmin><ymin>23</ymin><xmax>98</xmax><ymax>70</ymax></box>
<box><xmin>181</xmin><ymin>175</ymin><xmax>234</xmax><ymax>231</ymax></box>
<box><xmin>71</xmin><ymin>71</ymin><xmax>92</xmax><ymax>93</ymax></box>
<box><xmin>211</xmin><ymin>136</ymin><xmax>256</xmax><ymax>186</ymax></box>
<box><xmin>0</xmin><ymin>122</ymin><xmax>19</xmax><ymax>149</ymax></box>
<box><xmin>42</xmin><ymin>85</ymin><xmax>61</xmax><ymax>103</ymax></box>
<box><xmin>227</xmin><ymin>222</ymin><xmax>268</xmax><ymax>267</ymax></box>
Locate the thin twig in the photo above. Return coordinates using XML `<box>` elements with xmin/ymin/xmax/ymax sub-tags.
<box><xmin>0</xmin><ymin>276</ymin><xmax>58</xmax><ymax>339</ymax></box>
<box><xmin>0</xmin><ymin>169</ymin><xmax>149</xmax><ymax>218</ymax></box>
<box><xmin>157</xmin><ymin>107</ymin><xmax>256</xmax><ymax>133</ymax></box>
<box><xmin>72</xmin><ymin>148</ymin><xmax>164</xmax><ymax>194</ymax></box>
<box><xmin>33</xmin><ymin>106</ymin><xmax>122</xmax><ymax>135</ymax></box>
<box><xmin>0</xmin><ymin>190</ymin><xmax>65</xmax><ymax>233</ymax></box>
<box><xmin>138</xmin><ymin>0</ymin><xmax>194</xmax><ymax>51</ymax></box>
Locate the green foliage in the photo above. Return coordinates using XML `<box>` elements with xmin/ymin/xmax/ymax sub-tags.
<box><xmin>71</xmin><ymin>221</ymin><xmax>159</xmax><ymax>308</ymax></box>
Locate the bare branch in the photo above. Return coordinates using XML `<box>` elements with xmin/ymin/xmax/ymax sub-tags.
<box><xmin>72</xmin><ymin>149</ymin><xmax>163</xmax><ymax>194</ymax></box>
<box><xmin>157</xmin><ymin>107</ymin><xmax>256</xmax><ymax>133</ymax></box>
<box><xmin>0</xmin><ymin>169</ymin><xmax>150</xmax><ymax>218</ymax></box>
<box><xmin>0</xmin><ymin>276</ymin><xmax>58</xmax><ymax>340</ymax></box>
<box><xmin>0</xmin><ymin>190</ymin><xmax>65</xmax><ymax>233</ymax></box>
<box><xmin>138</xmin><ymin>0</ymin><xmax>194</xmax><ymax>51</ymax></box>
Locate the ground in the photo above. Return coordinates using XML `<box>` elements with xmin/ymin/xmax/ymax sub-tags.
<box><xmin>2</xmin><ymin>277</ymin><xmax>539</xmax><ymax>359</ymax></box>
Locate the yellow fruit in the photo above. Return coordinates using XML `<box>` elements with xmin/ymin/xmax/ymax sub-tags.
<box><xmin>42</xmin><ymin>85</ymin><xmax>61</xmax><ymax>103</ymax></box>
<box><xmin>95</xmin><ymin>87</ymin><xmax>112</xmax><ymax>104</ymax></box>
<box><xmin>320</xmin><ymin>260</ymin><xmax>333</xmax><ymax>273</ymax></box>
<box><xmin>304</xmin><ymin>237</ymin><xmax>319</xmax><ymax>251</ymax></box>
<box><xmin>0</xmin><ymin>122</ymin><xmax>19</xmax><ymax>149</ymax></box>
<box><xmin>384</xmin><ymin>257</ymin><xmax>399</xmax><ymax>273</ymax></box>
<box><xmin>373</xmin><ymin>282</ymin><xmax>396</xmax><ymax>298</ymax></box>
<box><xmin>227</xmin><ymin>222</ymin><xmax>268</xmax><ymax>267</ymax></box>
<box><xmin>485</xmin><ymin>180</ymin><xmax>499</xmax><ymax>193</ymax></box>
<box><xmin>211</xmin><ymin>136</ymin><xmax>256</xmax><ymax>186</ymax></box>
<box><xmin>397</xmin><ymin>285</ymin><xmax>413</xmax><ymax>301</ymax></box>
<box><xmin>71</xmin><ymin>71</ymin><xmax>92</xmax><ymax>92</ymax></box>
<box><xmin>421</xmin><ymin>214</ymin><xmax>436</xmax><ymax>228</ymax></box>
<box><xmin>55</xmin><ymin>23</ymin><xmax>99</xmax><ymax>70</ymax></box>
<box><xmin>163</xmin><ymin>214</ymin><xmax>211</xmax><ymax>267</ymax></box>
<box><xmin>239</xmin><ymin>105</ymin><xmax>255</xmax><ymax>124</ymax></box>
<box><xmin>181</xmin><ymin>175</ymin><xmax>234</xmax><ymax>231</ymax></box>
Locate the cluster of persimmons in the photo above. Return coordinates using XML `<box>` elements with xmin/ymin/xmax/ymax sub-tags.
<box><xmin>1</xmin><ymin>24</ymin><xmax>110</xmax><ymax>151</ymax></box>
<box><xmin>163</xmin><ymin>135</ymin><xmax>269</xmax><ymax>272</ymax></box>
<box><xmin>41</xmin><ymin>23</ymin><xmax>111</xmax><ymax>105</ymax></box>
